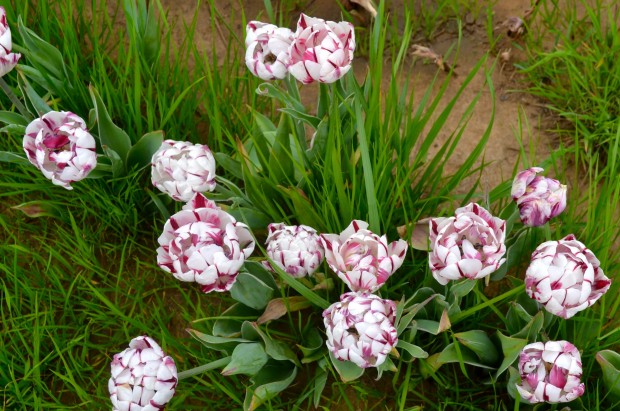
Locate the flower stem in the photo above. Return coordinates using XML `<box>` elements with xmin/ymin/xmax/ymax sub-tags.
<box><xmin>0</xmin><ymin>76</ymin><xmax>31</xmax><ymax>120</ymax></box>
<box><xmin>450</xmin><ymin>284</ymin><xmax>526</xmax><ymax>325</ymax></box>
<box><xmin>177</xmin><ymin>356</ymin><xmax>231</xmax><ymax>380</ymax></box>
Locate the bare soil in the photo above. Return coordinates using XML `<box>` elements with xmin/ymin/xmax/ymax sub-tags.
<box><xmin>160</xmin><ymin>0</ymin><xmax>557</xmax><ymax>193</ymax></box>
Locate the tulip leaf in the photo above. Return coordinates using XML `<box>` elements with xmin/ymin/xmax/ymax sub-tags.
<box><xmin>279</xmin><ymin>108</ymin><xmax>321</xmax><ymax>130</ymax></box>
<box><xmin>221</xmin><ymin>342</ymin><xmax>269</xmax><ymax>376</ymax></box>
<box><xmin>244</xmin><ymin>361</ymin><xmax>297</xmax><ymax>411</ymax></box>
<box><xmin>414</xmin><ymin>310</ymin><xmax>451</xmax><ymax>335</ymax></box>
<box><xmin>228</xmin><ymin>207</ymin><xmax>272</xmax><ymax>230</ymax></box>
<box><xmin>0</xmin><ymin>151</ymin><xmax>29</xmax><ymax>165</ymax></box>
<box><xmin>0</xmin><ymin>111</ymin><xmax>29</xmax><ymax>126</ymax></box>
<box><xmin>454</xmin><ymin>330</ymin><xmax>499</xmax><ymax>365</ymax></box>
<box><xmin>269</xmin><ymin>113</ymin><xmax>293</xmax><ymax>183</ymax></box>
<box><xmin>256</xmin><ymin>82</ymin><xmax>306</xmax><ymax>112</ymax></box>
<box><xmin>450</xmin><ymin>279</ymin><xmax>478</xmax><ymax>298</ymax></box>
<box><xmin>298</xmin><ymin>328</ymin><xmax>325</xmax><ymax>363</ymax></box>
<box><xmin>249</xmin><ymin>322</ymin><xmax>300</xmax><ymax>366</ymax></box>
<box><xmin>257</xmin><ymin>296</ymin><xmax>312</xmax><ymax>325</ymax></box>
<box><xmin>89</xmin><ymin>85</ymin><xmax>132</xmax><ymax>167</ymax></box>
<box><xmin>17</xmin><ymin>17</ymin><xmax>69</xmax><ymax>82</ymax></box>
<box><xmin>596</xmin><ymin>350</ymin><xmax>620</xmax><ymax>401</ymax></box>
<box><xmin>212</xmin><ymin>303</ymin><xmax>262</xmax><ymax>338</ymax></box>
<box><xmin>495</xmin><ymin>331</ymin><xmax>528</xmax><ymax>379</ymax></box>
<box><xmin>436</xmin><ymin>343</ymin><xmax>495</xmax><ymax>370</ymax></box>
<box><xmin>187</xmin><ymin>329</ymin><xmax>252</xmax><ymax>354</ymax></box>
<box><xmin>126</xmin><ymin>130</ymin><xmax>164</xmax><ymax>171</ymax></box>
<box><xmin>507</xmin><ymin>366</ymin><xmax>521</xmax><ymax>400</ymax></box>
<box><xmin>12</xmin><ymin>201</ymin><xmax>62</xmax><ymax>218</ymax></box>
<box><xmin>230</xmin><ymin>271</ymin><xmax>274</xmax><ymax>310</ymax></box>
<box><xmin>17</xmin><ymin>72</ymin><xmax>51</xmax><ymax>116</ymax></box>
<box><xmin>396</xmin><ymin>340</ymin><xmax>429</xmax><ymax>360</ymax></box>
<box><xmin>329</xmin><ymin>351</ymin><xmax>365</xmax><ymax>382</ymax></box>
<box><xmin>313</xmin><ymin>366</ymin><xmax>328</xmax><ymax>408</ymax></box>
<box><xmin>512</xmin><ymin>311</ymin><xmax>544</xmax><ymax>341</ymax></box>
<box><xmin>214</xmin><ymin>152</ymin><xmax>243</xmax><ymax>180</ymax></box>
<box><xmin>101</xmin><ymin>145</ymin><xmax>125</xmax><ymax>178</ymax></box>
<box><xmin>241</xmin><ymin>321</ymin><xmax>261</xmax><ymax>341</ymax></box>
<box><xmin>0</xmin><ymin>124</ymin><xmax>26</xmax><ymax>135</ymax></box>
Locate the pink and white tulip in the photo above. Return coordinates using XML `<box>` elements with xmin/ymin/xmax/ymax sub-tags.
<box><xmin>23</xmin><ymin>111</ymin><xmax>97</xmax><ymax>190</ymax></box>
<box><xmin>516</xmin><ymin>341</ymin><xmax>585</xmax><ymax>404</ymax></box>
<box><xmin>511</xmin><ymin>167</ymin><xmax>567</xmax><ymax>226</ymax></box>
<box><xmin>0</xmin><ymin>7</ymin><xmax>21</xmax><ymax>77</ymax></box>
<box><xmin>321</xmin><ymin>220</ymin><xmax>407</xmax><ymax>293</ymax></box>
<box><xmin>151</xmin><ymin>140</ymin><xmax>216</xmax><ymax>202</ymax></box>
<box><xmin>525</xmin><ymin>234</ymin><xmax>611</xmax><ymax>319</ymax></box>
<box><xmin>157</xmin><ymin>193</ymin><xmax>255</xmax><ymax>293</ymax></box>
<box><xmin>245</xmin><ymin>21</ymin><xmax>294</xmax><ymax>80</ymax></box>
<box><xmin>323</xmin><ymin>292</ymin><xmax>397</xmax><ymax>368</ymax></box>
<box><xmin>109</xmin><ymin>336</ymin><xmax>178</xmax><ymax>411</ymax></box>
<box><xmin>264</xmin><ymin>223</ymin><xmax>324</xmax><ymax>278</ymax></box>
<box><xmin>429</xmin><ymin>203</ymin><xmax>506</xmax><ymax>285</ymax></box>
<box><xmin>288</xmin><ymin>14</ymin><xmax>355</xmax><ymax>84</ymax></box>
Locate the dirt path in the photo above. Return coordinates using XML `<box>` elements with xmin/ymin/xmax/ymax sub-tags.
<box><xmin>160</xmin><ymin>0</ymin><xmax>556</xmax><ymax>192</ymax></box>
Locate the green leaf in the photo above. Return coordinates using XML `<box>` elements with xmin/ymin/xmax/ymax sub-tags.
<box><xmin>454</xmin><ymin>330</ymin><xmax>499</xmax><ymax>365</ymax></box>
<box><xmin>18</xmin><ymin>17</ymin><xmax>68</xmax><ymax>82</ymax></box>
<box><xmin>244</xmin><ymin>361</ymin><xmax>297</xmax><ymax>411</ymax></box>
<box><xmin>101</xmin><ymin>145</ymin><xmax>124</xmax><ymax>178</ymax></box>
<box><xmin>230</xmin><ymin>271</ymin><xmax>274</xmax><ymax>310</ymax></box>
<box><xmin>221</xmin><ymin>342</ymin><xmax>269</xmax><ymax>376</ymax></box>
<box><xmin>17</xmin><ymin>73</ymin><xmax>51</xmax><ymax>116</ymax></box>
<box><xmin>89</xmin><ymin>85</ymin><xmax>132</xmax><ymax>167</ymax></box>
<box><xmin>268</xmin><ymin>260</ymin><xmax>330</xmax><ymax>309</ymax></box>
<box><xmin>126</xmin><ymin>130</ymin><xmax>163</xmax><ymax>171</ymax></box>
<box><xmin>0</xmin><ymin>111</ymin><xmax>29</xmax><ymax>126</ymax></box>
<box><xmin>279</xmin><ymin>108</ymin><xmax>320</xmax><ymax>129</ymax></box>
<box><xmin>512</xmin><ymin>311</ymin><xmax>544</xmax><ymax>341</ymax></box>
<box><xmin>450</xmin><ymin>280</ymin><xmax>477</xmax><ymax>298</ymax></box>
<box><xmin>495</xmin><ymin>331</ymin><xmax>528</xmax><ymax>379</ymax></box>
<box><xmin>396</xmin><ymin>340</ymin><xmax>429</xmax><ymax>360</ymax></box>
<box><xmin>313</xmin><ymin>367</ymin><xmax>328</xmax><ymax>408</ymax></box>
<box><xmin>329</xmin><ymin>351</ymin><xmax>364</xmax><ymax>382</ymax></box>
<box><xmin>298</xmin><ymin>328</ymin><xmax>324</xmax><ymax>363</ymax></box>
<box><xmin>355</xmin><ymin>100</ymin><xmax>380</xmax><ymax>232</ymax></box>
<box><xmin>249</xmin><ymin>322</ymin><xmax>300</xmax><ymax>366</ymax></box>
<box><xmin>269</xmin><ymin>113</ymin><xmax>293</xmax><ymax>183</ymax></box>
<box><xmin>436</xmin><ymin>343</ymin><xmax>495</xmax><ymax>370</ymax></box>
<box><xmin>596</xmin><ymin>350</ymin><xmax>620</xmax><ymax>401</ymax></box>
<box><xmin>228</xmin><ymin>207</ymin><xmax>272</xmax><ymax>230</ymax></box>
<box><xmin>187</xmin><ymin>329</ymin><xmax>252</xmax><ymax>354</ymax></box>
<box><xmin>0</xmin><ymin>151</ymin><xmax>30</xmax><ymax>165</ymax></box>
<box><xmin>0</xmin><ymin>124</ymin><xmax>26</xmax><ymax>135</ymax></box>
<box><xmin>214</xmin><ymin>152</ymin><xmax>243</xmax><ymax>180</ymax></box>
<box><xmin>12</xmin><ymin>201</ymin><xmax>62</xmax><ymax>218</ymax></box>
<box><xmin>212</xmin><ymin>303</ymin><xmax>262</xmax><ymax>338</ymax></box>
<box><xmin>257</xmin><ymin>296</ymin><xmax>312</xmax><ymax>325</ymax></box>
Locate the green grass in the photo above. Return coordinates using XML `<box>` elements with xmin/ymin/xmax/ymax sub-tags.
<box><xmin>0</xmin><ymin>0</ymin><xmax>619</xmax><ymax>410</ymax></box>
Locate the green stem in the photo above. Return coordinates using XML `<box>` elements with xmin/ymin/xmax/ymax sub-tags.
<box><xmin>177</xmin><ymin>356</ymin><xmax>231</xmax><ymax>380</ymax></box>
<box><xmin>450</xmin><ymin>284</ymin><xmax>526</xmax><ymax>325</ymax></box>
<box><xmin>0</xmin><ymin>76</ymin><xmax>31</xmax><ymax>120</ymax></box>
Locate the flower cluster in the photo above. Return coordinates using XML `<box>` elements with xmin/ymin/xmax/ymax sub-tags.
<box><xmin>245</xmin><ymin>14</ymin><xmax>355</xmax><ymax>84</ymax></box>
<box><xmin>0</xmin><ymin>7</ymin><xmax>21</xmax><ymax>77</ymax></box>
<box><xmin>109</xmin><ymin>336</ymin><xmax>177</xmax><ymax>411</ymax></box>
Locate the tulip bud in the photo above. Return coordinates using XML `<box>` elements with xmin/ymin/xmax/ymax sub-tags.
<box><xmin>516</xmin><ymin>341</ymin><xmax>585</xmax><ymax>404</ymax></box>
<box><xmin>525</xmin><ymin>234</ymin><xmax>611</xmax><ymax>319</ymax></box>
<box><xmin>264</xmin><ymin>223</ymin><xmax>324</xmax><ymax>278</ymax></box>
<box><xmin>0</xmin><ymin>7</ymin><xmax>21</xmax><ymax>77</ymax></box>
<box><xmin>429</xmin><ymin>203</ymin><xmax>506</xmax><ymax>285</ymax></box>
<box><xmin>323</xmin><ymin>292</ymin><xmax>397</xmax><ymax>368</ymax></box>
<box><xmin>23</xmin><ymin>111</ymin><xmax>97</xmax><ymax>190</ymax></box>
<box><xmin>151</xmin><ymin>140</ymin><xmax>216</xmax><ymax>202</ymax></box>
<box><xmin>245</xmin><ymin>21</ymin><xmax>294</xmax><ymax>80</ymax></box>
<box><xmin>511</xmin><ymin>167</ymin><xmax>567</xmax><ymax>226</ymax></box>
<box><xmin>109</xmin><ymin>336</ymin><xmax>177</xmax><ymax>411</ymax></box>
<box><xmin>321</xmin><ymin>220</ymin><xmax>407</xmax><ymax>293</ymax></box>
<box><xmin>288</xmin><ymin>14</ymin><xmax>355</xmax><ymax>84</ymax></box>
<box><xmin>157</xmin><ymin>193</ymin><xmax>255</xmax><ymax>293</ymax></box>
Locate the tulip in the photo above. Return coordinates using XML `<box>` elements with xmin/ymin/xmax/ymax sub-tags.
<box><xmin>511</xmin><ymin>167</ymin><xmax>567</xmax><ymax>226</ymax></box>
<box><xmin>151</xmin><ymin>140</ymin><xmax>216</xmax><ymax>202</ymax></box>
<box><xmin>516</xmin><ymin>341</ymin><xmax>585</xmax><ymax>404</ymax></box>
<box><xmin>0</xmin><ymin>7</ymin><xmax>21</xmax><ymax>77</ymax></box>
<box><xmin>245</xmin><ymin>21</ymin><xmax>294</xmax><ymax>80</ymax></box>
<box><xmin>321</xmin><ymin>220</ymin><xmax>407</xmax><ymax>293</ymax></box>
<box><xmin>157</xmin><ymin>193</ymin><xmax>255</xmax><ymax>293</ymax></box>
<box><xmin>323</xmin><ymin>292</ymin><xmax>397</xmax><ymax>368</ymax></box>
<box><xmin>525</xmin><ymin>234</ymin><xmax>611</xmax><ymax>319</ymax></box>
<box><xmin>264</xmin><ymin>223</ymin><xmax>324</xmax><ymax>278</ymax></box>
<box><xmin>429</xmin><ymin>203</ymin><xmax>506</xmax><ymax>285</ymax></box>
<box><xmin>22</xmin><ymin>111</ymin><xmax>97</xmax><ymax>190</ymax></box>
<box><xmin>288</xmin><ymin>14</ymin><xmax>355</xmax><ymax>84</ymax></box>
<box><xmin>109</xmin><ymin>336</ymin><xmax>177</xmax><ymax>411</ymax></box>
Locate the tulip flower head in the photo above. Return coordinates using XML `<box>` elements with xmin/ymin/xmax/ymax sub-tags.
<box><xmin>0</xmin><ymin>7</ymin><xmax>21</xmax><ymax>77</ymax></box>
<box><xmin>429</xmin><ymin>203</ymin><xmax>506</xmax><ymax>285</ymax></box>
<box><xmin>109</xmin><ymin>336</ymin><xmax>178</xmax><ymax>411</ymax></box>
<box><xmin>23</xmin><ymin>111</ymin><xmax>97</xmax><ymax>190</ymax></box>
<box><xmin>321</xmin><ymin>220</ymin><xmax>407</xmax><ymax>293</ymax></box>
<box><xmin>511</xmin><ymin>167</ymin><xmax>567</xmax><ymax>226</ymax></box>
<box><xmin>323</xmin><ymin>292</ymin><xmax>397</xmax><ymax>368</ymax></box>
<box><xmin>264</xmin><ymin>223</ymin><xmax>325</xmax><ymax>278</ymax></box>
<box><xmin>245</xmin><ymin>21</ymin><xmax>294</xmax><ymax>80</ymax></box>
<box><xmin>156</xmin><ymin>193</ymin><xmax>255</xmax><ymax>293</ymax></box>
<box><xmin>288</xmin><ymin>14</ymin><xmax>355</xmax><ymax>84</ymax></box>
<box><xmin>525</xmin><ymin>234</ymin><xmax>611</xmax><ymax>319</ymax></box>
<box><xmin>151</xmin><ymin>140</ymin><xmax>217</xmax><ymax>202</ymax></box>
<box><xmin>516</xmin><ymin>341</ymin><xmax>585</xmax><ymax>404</ymax></box>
